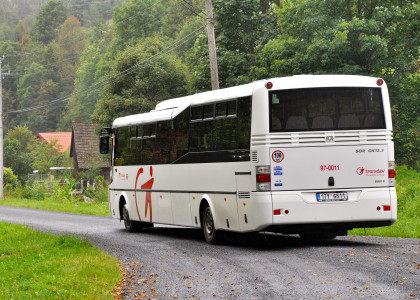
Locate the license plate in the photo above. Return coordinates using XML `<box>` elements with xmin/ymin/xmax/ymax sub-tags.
<box><xmin>316</xmin><ymin>192</ymin><xmax>348</xmax><ymax>202</ymax></box>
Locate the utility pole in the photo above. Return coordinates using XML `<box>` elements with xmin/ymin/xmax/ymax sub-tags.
<box><xmin>205</xmin><ymin>0</ymin><xmax>219</xmax><ymax>90</ymax></box>
<box><xmin>0</xmin><ymin>56</ymin><xmax>4</xmax><ymax>199</ymax></box>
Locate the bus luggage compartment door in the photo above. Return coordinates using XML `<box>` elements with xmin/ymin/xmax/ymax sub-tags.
<box><xmin>235</xmin><ymin>172</ymin><xmax>253</xmax><ymax>231</ymax></box>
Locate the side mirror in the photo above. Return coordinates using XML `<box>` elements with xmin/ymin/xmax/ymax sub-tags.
<box><xmin>99</xmin><ymin>136</ymin><xmax>109</xmax><ymax>154</ymax></box>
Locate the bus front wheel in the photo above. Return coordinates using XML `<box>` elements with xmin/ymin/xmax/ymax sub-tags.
<box><xmin>202</xmin><ymin>205</ymin><xmax>223</xmax><ymax>245</ymax></box>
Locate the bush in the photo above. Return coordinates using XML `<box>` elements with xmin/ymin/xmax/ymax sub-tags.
<box><xmin>50</xmin><ymin>184</ymin><xmax>71</xmax><ymax>202</ymax></box>
<box><xmin>83</xmin><ymin>176</ymin><xmax>108</xmax><ymax>203</ymax></box>
<box><xmin>4</xmin><ymin>168</ymin><xmax>18</xmax><ymax>195</ymax></box>
<box><xmin>396</xmin><ymin>165</ymin><xmax>420</xmax><ymax>217</ymax></box>
<box><xmin>4</xmin><ymin>168</ymin><xmax>18</xmax><ymax>186</ymax></box>
<box><xmin>15</xmin><ymin>182</ymin><xmax>49</xmax><ymax>200</ymax></box>
<box><xmin>4</xmin><ymin>168</ymin><xmax>18</xmax><ymax>187</ymax></box>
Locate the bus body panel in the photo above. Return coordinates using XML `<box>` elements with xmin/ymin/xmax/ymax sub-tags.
<box><xmin>109</xmin><ymin>162</ymin><xmax>251</xmax><ymax>231</ymax></box>
<box><xmin>172</xmin><ymin>193</ymin><xmax>193</xmax><ymax>226</ymax></box>
<box><xmin>110</xmin><ymin>162</ymin><xmax>249</xmax><ymax>192</ymax></box>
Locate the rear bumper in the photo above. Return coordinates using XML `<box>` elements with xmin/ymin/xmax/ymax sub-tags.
<box><xmin>252</xmin><ymin>187</ymin><xmax>397</xmax><ymax>232</ymax></box>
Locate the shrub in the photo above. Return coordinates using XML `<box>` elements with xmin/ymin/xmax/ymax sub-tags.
<box><xmin>15</xmin><ymin>182</ymin><xmax>49</xmax><ymax>200</ymax></box>
<box><xmin>83</xmin><ymin>176</ymin><xmax>108</xmax><ymax>203</ymax></box>
<box><xmin>4</xmin><ymin>168</ymin><xmax>18</xmax><ymax>195</ymax></box>
<box><xmin>50</xmin><ymin>184</ymin><xmax>71</xmax><ymax>202</ymax></box>
<box><xmin>396</xmin><ymin>165</ymin><xmax>420</xmax><ymax>217</ymax></box>
<box><xmin>4</xmin><ymin>168</ymin><xmax>18</xmax><ymax>187</ymax></box>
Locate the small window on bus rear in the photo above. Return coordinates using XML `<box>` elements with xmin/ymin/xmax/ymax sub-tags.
<box><xmin>269</xmin><ymin>87</ymin><xmax>386</xmax><ymax>132</ymax></box>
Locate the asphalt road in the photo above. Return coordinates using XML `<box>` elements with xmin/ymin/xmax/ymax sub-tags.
<box><xmin>0</xmin><ymin>206</ymin><xmax>418</xmax><ymax>299</ymax></box>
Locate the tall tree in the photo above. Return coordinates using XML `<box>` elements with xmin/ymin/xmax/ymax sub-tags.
<box><xmin>3</xmin><ymin>126</ymin><xmax>34</xmax><ymax>181</ymax></box>
<box><xmin>60</xmin><ymin>25</ymin><xmax>109</xmax><ymax>129</ymax></box>
<box><xmin>30</xmin><ymin>1</ymin><xmax>67</xmax><ymax>44</ymax></box>
<box><xmin>92</xmin><ymin>37</ymin><xmax>188</xmax><ymax>127</ymax></box>
<box><xmin>111</xmin><ymin>0</ymin><xmax>166</xmax><ymax>50</ymax></box>
<box><xmin>250</xmin><ymin>0</ymin><xmax>419</xmax><ymax>168</ymax></box>
<box><xmin>186</xmin><ymin>0</ymin><xmax>279</xmax><ymax>92</ymax></box>
<box><xmin>15</xmin><ymin>62</ymin><xmax>60</xmax><ymax>132</ymax></box>
<box><xmin>55</xmin><ymin>16</ymin><xmax>87</xmax><ymax>96</ymax></box>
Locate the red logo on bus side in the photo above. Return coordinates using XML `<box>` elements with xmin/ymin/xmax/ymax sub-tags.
<box><xmin>272</xmin><ymin>150</ymin><xmax>284</xmax><ymax>163</ymax></box>
<box><xmin>134</xmin><ymin>166</ymin><xmax>154</xmax><ymax>222</ymax></box>
<box><xmin>356</xmin><ymin>167</ymin><xmax>385</xmax><ymax>176</ymax></box>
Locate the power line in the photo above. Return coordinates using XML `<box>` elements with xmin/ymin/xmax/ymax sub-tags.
<box><xmin>4</xmin><ymin>25</ymin><xmax>207</xmax><ymax>114</ymax></box>
<box><xmin>180</xmin><ymin>0</ymin><xmax>206</xmax><ymax>18</ymax></box>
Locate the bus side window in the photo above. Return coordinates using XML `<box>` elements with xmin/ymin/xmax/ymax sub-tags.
<box><xmin>215</xmin><ymin>102</ymin><xmax>227</xmax><ymax>117</ymax></box>
<box><xmin>143</xmin><ymin>124</ymin><xmax>151</xmax><ymax>137</ymax></box>
<box><xmin>114</xmin><ymin>127</ymin><xmax>131</xmax><ymax>166</ymax></box>
<box><xmin>191</xmin><ymin>106</ymin><xmax>203</xmax><ymax>121</ymax></box>
<box><xmin>155</xmin><ymin>121</ymin><xmax>171</xmax><ymax>164</ymax></box>
<box><xmin>203</xmin><ymin>104</ymin><xmax>214</xmax><ymax>119</ymax></box>
<box><xmin>227</xmin><ymin>100</ymin><xmax>236</xmax><ymax>116</ymax></box>
<box><xmin>171</xmin><ymin>109</ymin><xmax>189</xmax><ymax>162</ymax></box>
<box><xmin>237</xmin><ymin>96</ymin><xmax>251</xmax><ymax>149</ymax></box>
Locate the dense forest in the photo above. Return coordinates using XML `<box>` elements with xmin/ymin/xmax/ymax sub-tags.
<box><xmin>0</xmin><ymin>0</ymin><xmax>418</xmax><ymax>170</ymax></box>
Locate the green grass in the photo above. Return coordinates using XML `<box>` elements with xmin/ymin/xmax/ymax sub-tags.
<box><xmin>0</xmin><ymin>197</ymin><xmax>109</xmax><ymax>216</ymax></box>
<box><xmin>0</xmin><ymin>222</ymin><xmax>121</xmax><ymax>299</ymax></box>
<box><xmin>350</xmin><ymin>165</ymin><xmax>420</xmax><ymax>238</ymax></box>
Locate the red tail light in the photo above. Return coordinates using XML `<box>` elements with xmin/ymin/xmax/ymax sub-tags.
<box><xmin>388</xmin><ymin>161</ymin><xmax>396</xmax><ymax>186</ymax></box>
<box><xmin>257</xmin><ymin>174</ymin><xmax>271</xmax><ymax>182</ymax></box>
<box><xmin>388</xmin><ymin>170</ymin><xmax>396</xmax><ymax>178</ymax></box>
<box><xmin>383</xmin><ymin>205</ymin><xmax>391</xmax><ymax>211</ymax></box>
<box><xmin>256</xmin><ymin>165</ymin><xmax>271</xmax><ymax>191</ymax></box>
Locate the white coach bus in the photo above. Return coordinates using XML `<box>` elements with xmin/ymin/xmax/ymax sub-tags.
<box><xmin>100</xmin><ymin>75</ymin><xmax>397</xmax><ymax>244</ymax></box>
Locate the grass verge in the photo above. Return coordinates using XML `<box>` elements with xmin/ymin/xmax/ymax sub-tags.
<box><xmin>350</xmin><ymin>165</ymin><xmax>420</xmax><ymax>238</ymax></box>
<box><xmin>0</xmin><ymin>222</ymin><xmax>120</xmax><ymax>299</ymax></box>
<box><xmin>0</xmin><ymin>197</ymin><xmax>109</xmax><ymax>216</ymax></box>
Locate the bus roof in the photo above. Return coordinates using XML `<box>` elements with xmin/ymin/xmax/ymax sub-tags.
<box><xmin>113</xmin><ymin>81</ymin><xmax>256</xmax><ymax>128</ymax></box>
<box><xmin>112</xmin><ymin>75</ymin><xmax>383</xmax><ymax>128</ymax></box>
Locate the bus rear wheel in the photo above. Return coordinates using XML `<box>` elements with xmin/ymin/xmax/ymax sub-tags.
<box><xmin>122</xmin><ymin>204</ymin><xmax>143</xmax><ymax>232</ymax></box>
<box><xmin>202</xmin><ymin>205</ymin><xmax>223</xmax><ymax>245</ymax></box>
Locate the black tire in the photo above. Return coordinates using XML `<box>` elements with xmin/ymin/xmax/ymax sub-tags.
<box><xmin>202</xmin><ymin>205</ymin><xmax>223</xmax><ymax>245</ymax></box>
<box><xmin>122</xmin><ymin>204</ymin><xmax>142</xmax><ymax>232</ymax></box>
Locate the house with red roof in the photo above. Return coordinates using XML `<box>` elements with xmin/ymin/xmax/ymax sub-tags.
<box><xmin>35</xmin><ymin>132</ymin><xmax>72</xmax><ymax>153</ymax></box>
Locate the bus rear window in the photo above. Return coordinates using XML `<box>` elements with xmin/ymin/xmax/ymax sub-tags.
<box><xmin>270</xmin><ymin>87</ymin><xmax>385</xmax><ymax>132</ymax></box>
